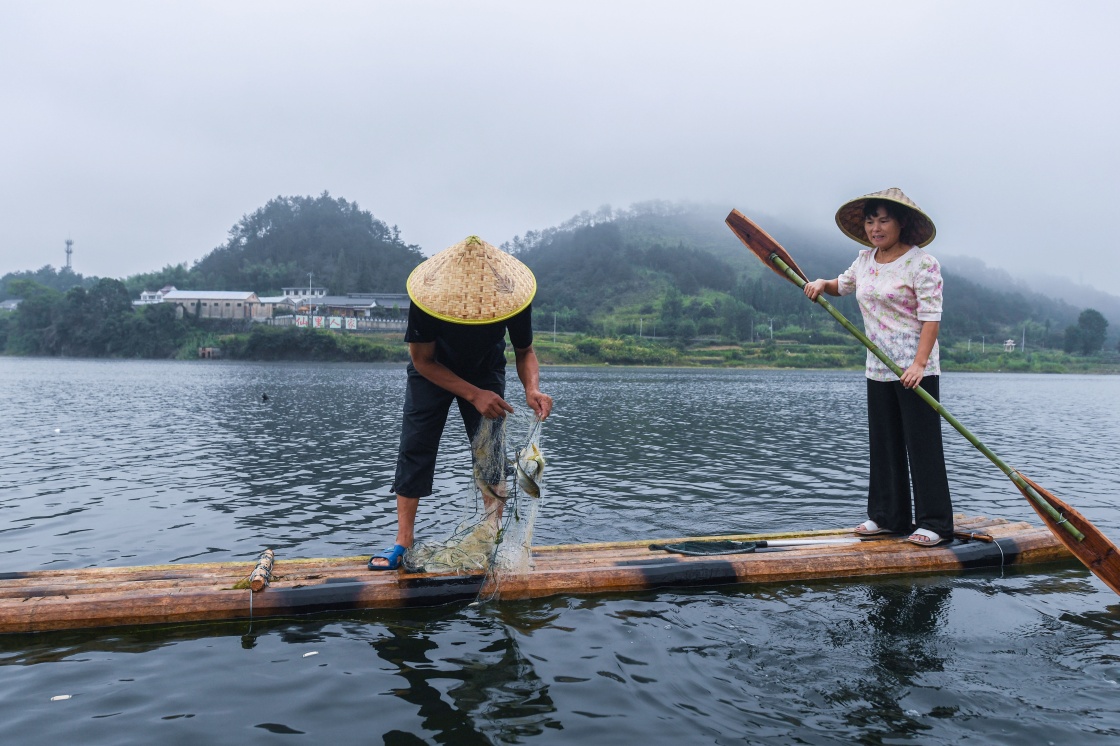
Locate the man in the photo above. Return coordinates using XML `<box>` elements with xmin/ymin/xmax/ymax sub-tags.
<box><xmin>369</xmin><ymin>236</ymin><xmax>553</xmax><ymax>570</ymax></box>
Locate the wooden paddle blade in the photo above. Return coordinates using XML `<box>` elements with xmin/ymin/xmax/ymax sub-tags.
<box><xmin>1015</xmin><ymin>472</ymin><xmax>1120</xmax><ymax>595</ymax></box>
<box><xmin>725</xmin><ymin>209</ymin><xmax>809</xmax><ymax>283</ymax></box>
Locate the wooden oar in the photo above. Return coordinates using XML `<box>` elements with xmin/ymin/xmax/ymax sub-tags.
<box><xmin>725</xmin><ymin>209</ymin><xmax>1120</xmax><ymax>596</ymax></box>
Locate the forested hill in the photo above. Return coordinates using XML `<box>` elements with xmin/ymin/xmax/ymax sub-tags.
<box><xmin>122</xmin><ymin>193</ymin><xmax>425</xmax><ymax>297</ymax></box>
<box><xmin>505</xmin><ymin>202</ymin><xmax>1106</xmax><ymax>349</ymax></box>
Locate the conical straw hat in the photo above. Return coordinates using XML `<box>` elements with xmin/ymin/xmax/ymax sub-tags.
<box><xmin>835</xmin><ymin>187</ymin><xmax>937</xmax><ymax>248</ymax></box>
<box><xmin>406</xmin><ymin>236</ymin><xmax>537</xmax><ymax>324</ymax></box>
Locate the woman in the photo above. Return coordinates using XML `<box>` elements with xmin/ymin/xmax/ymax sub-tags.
<box><xmin>803</xmin><ymin>188</ymin><xmax>953</xmax><ymax>547</ymax></box>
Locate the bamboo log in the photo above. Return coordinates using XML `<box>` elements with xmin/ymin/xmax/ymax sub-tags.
<box><xmin>0</xmin><ymin>515</ymin><xmax>1075</xmax><ymax>634</ymax></box>
<box><xmin>248</xmin><ymin>549</ymin><xmax>275</xmax><ymax>592</ymax></box>
<box><xmin>496</xmin><ymin>530</ymin><xmax>1072</xmax><ymax>601</ymax></box>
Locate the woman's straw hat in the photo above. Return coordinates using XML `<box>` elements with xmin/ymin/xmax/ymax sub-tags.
<box><xmin>835</xmin><ymin>187</ymin><xmax>937</xmax><ymax>248</ymax></box>
<box><xmin>406</xmin><ymin>236</ymin><xmax>537</xmax><ymax>324</ymax></box>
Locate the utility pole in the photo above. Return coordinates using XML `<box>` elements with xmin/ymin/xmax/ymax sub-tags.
<box><xmin>65</xmin><ymin>238</ymin><xmax>73</xmax><ymax>270</ymax></box>
<box><xmin>553</xmin><ymin>311</ymin><xmax>557</xmax><ymax>343</ymax></box>
<box><xmin>769</xmin><ymin>319</ymin><xmax>774</xmax><ymax>340</ymax></box>
<box><xmin>639</xmin><ymin>317</ymin><xmax>643</xmax><ymax>338</ymax></box>
<box><xmin>1022</xmin><ymin>325</ymin><xmax>1026</xmax><ymax>353</ymax></box>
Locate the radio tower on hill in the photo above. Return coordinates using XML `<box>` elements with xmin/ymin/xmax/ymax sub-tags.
<box><xmin>65</xmin><ymin>238</ymin><xmax>74</xmax><ymax>270</ymax></box>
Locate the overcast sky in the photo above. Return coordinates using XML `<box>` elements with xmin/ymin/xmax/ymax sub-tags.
<box><xmin>2</xmin><ymin>1</ymin><xmax>1117</xmax><ymax>294</ymax></box>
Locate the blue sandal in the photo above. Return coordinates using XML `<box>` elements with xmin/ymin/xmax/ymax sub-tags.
<box><xmin>368</xmin><ymin>544</ymin><xmax>408</xmax><ymax>571</ymax></box>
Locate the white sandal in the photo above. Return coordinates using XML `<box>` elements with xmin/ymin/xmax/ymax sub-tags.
<box><xmin>854</xmin><ymin>519</ymin><xmax>891</xmax><ymax>536</ymax></box>
<box><xmin>907</xmin><ymin>528</ymin><xmax>950</xmax><ymax>547</ymax></box>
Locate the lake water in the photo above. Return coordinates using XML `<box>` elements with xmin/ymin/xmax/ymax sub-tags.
<box><xmin>2</xmin><ymin>358</ymin><xmax>1120</xmax><ymax>744</ymax></box>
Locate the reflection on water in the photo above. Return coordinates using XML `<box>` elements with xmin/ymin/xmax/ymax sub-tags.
<box><xmin>3</xmin><ymin>575</ymin><xmax>1119</xmax><ymax>744</ymax></box>
<box><xmin>836</xmin><ymin>581</ymin><xmax>954</xmax><ymax>737</ymax></box>
<box><xmin>374</xmin><ymin>611</ymin><xmax>561</xmax><ymax>743</ymax></box>
<box><xmin>2</xmin><ymin>359</ymin><xmax>1120</xmax><ymax>743</ymax></box>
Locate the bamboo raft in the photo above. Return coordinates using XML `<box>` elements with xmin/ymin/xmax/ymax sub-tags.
<box><xmin>0</xmin><ymin>514</ymin><xmax>1074</xmax><ymax>634</ymax></box>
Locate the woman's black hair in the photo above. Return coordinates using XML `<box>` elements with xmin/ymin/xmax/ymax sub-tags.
<box><xmin>862</xmin><ymin>199</ymin><xmax>921</xmax><ymax>245</ymax></box>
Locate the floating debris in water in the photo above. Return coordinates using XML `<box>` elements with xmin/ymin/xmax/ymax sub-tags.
<box><xmin>302</xmin><ymin>651</ymin><xmax>318</xmax><ymax>658</ymax></box>
<box><xmin>50</xmin><ymin>694</ymin><xmax>72</xmax><ymax>701</ymax></box>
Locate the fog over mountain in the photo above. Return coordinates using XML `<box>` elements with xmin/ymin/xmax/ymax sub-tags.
<box><xmin>941</xmin><ymin>256</ymin><xmax>1120</xmax><ymax>325</ymax></box>
<box><xmin>2</xmin><ymin>2</ymin><xmax>1119</xmax><ymax>301</ymax></box>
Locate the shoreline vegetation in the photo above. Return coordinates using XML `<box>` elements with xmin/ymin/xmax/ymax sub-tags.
<box><xmin>187</xmin><ymin>326</ymin><xmax>1120</xmax><ymax>374</ymax></box>
<box><xmin>3</xmin><ymin>199</ymin><xmax>1116</xmax><ymax>368</ymax></box>
<box><xmin>0</xmin><ymin>320</ymin><xmax>1115</xmax><ymax>371</ymax></box>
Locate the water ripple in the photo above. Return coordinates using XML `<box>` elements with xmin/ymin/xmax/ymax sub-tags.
<box><xmin>2</xmin><ymin>362</ymin><xmax>1119</xmax><ymax>568</ymax></box>
<box><xmin>3</xmin><ymin>360</ymin><xmax>1120</xmax><ymax>743</ymax></box>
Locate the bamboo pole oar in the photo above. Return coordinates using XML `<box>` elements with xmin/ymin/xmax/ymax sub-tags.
<box><xmin>725</xmin><ymin>209</ymin><xmax>1120</xmax><ymax>596</ymax></box>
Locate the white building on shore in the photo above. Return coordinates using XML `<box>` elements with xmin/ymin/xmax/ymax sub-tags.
<box><xmin>161</xmin><ymin>289</ymin><xmax>270</xmax><ymax>320</ymax></box>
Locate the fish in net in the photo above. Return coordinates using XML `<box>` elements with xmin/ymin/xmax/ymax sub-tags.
<box><xmin>404</xmin><ymin>413</ymin><xmax>546</xmax><ymax>586</ymax></box>
<box><xmin>491</xmin><ymin>416</ymin><xmax>546</xmax><ymax>575</ymax></box>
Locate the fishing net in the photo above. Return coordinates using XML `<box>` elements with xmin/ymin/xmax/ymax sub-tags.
<box><xmin>404</xmin><ymin>413</ymin><xmax>546</xmax><ymax>590</ymax></box>
<box><xmin>649</xmin><ymin>540</ymin><xmax>758</xmax><ymax>556</ymax></box>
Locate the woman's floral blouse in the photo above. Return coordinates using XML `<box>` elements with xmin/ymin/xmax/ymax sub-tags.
<box><xmin>837</xmin><ymin>247</ymin><xmax>943</xmax><ymax>382</ymax></box>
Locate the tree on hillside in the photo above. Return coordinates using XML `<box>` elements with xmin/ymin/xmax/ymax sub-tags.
<box><xmin>191</xmin><ymin>193</ymin><xmax>424</xmax><ymax>294</ymax></box>
<box><xmin>719</xmin><ymin>297</ymin><xmax>754</xmax><ymax>342</ymax></box>
<box><xmin>517</xmin><ymin>217</ymin><xmax>744</xmax><ymax>332</ymax></box>
<box><xmin>659</xmin><ymin>286</ymin><xmax>684</xmax><ymax>336</ymax></box>
<box><xmin>1</xmin><ymin>265</ymin><xmax>94</xmax><ymax>299</ymax></box>
<box><xmin>55</xmin><ymin>279</ymin><xmax>136</xmax><ymax>355</ymax></box>
<box><xmin>519</xmin><ymin>222</ymin><xmax>638</xmax><ymax>317</ymax></box>
<box><xmin>123</xmin><ymin>263</ymin><xmax>192</xmax><ymax>296</ymax></box>
<box><xmin>4</xmin><ymin>280</ymin><xmax>62</xmax><ymax>354</ymax></box>
<box><xmin>640</xmin><ymin>243</ymin><xmax>735</xmax><ymax>294</ymax></box>
<box><xmin>1064</xmin><ymin>308</ymin><xmax>1109</xmax><ymax>354</ymax></box>
<box><xmin>3</xmin><ymin>278</ymin><xmax>195</xmax><ymax>357</ymax></box>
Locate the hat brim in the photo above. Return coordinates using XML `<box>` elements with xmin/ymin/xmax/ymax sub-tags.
<box><xmin>835</xmin><ymin>195</ymin><xmax>936</xmax><ymax>248</ymax></box>
<box><xmin>406</xmin><ymin>237</ymin><xmax>537</xmax><ymax>325</ymax></box>
<box><xmin>407</xmin><ymin>277</ymin><xmax>536</xmax><ymax>325</ymax></box>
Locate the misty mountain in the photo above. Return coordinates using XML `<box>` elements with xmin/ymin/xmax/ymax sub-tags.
<box><xmin>507</xmin><ymin>201</ymin><xmax>1113</xmax><ymax>346</ymax></box>
<box><xmin>942</xmin><ymin>255</ymin><xmax>1120</xmax><ymax>326</ymax></box>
